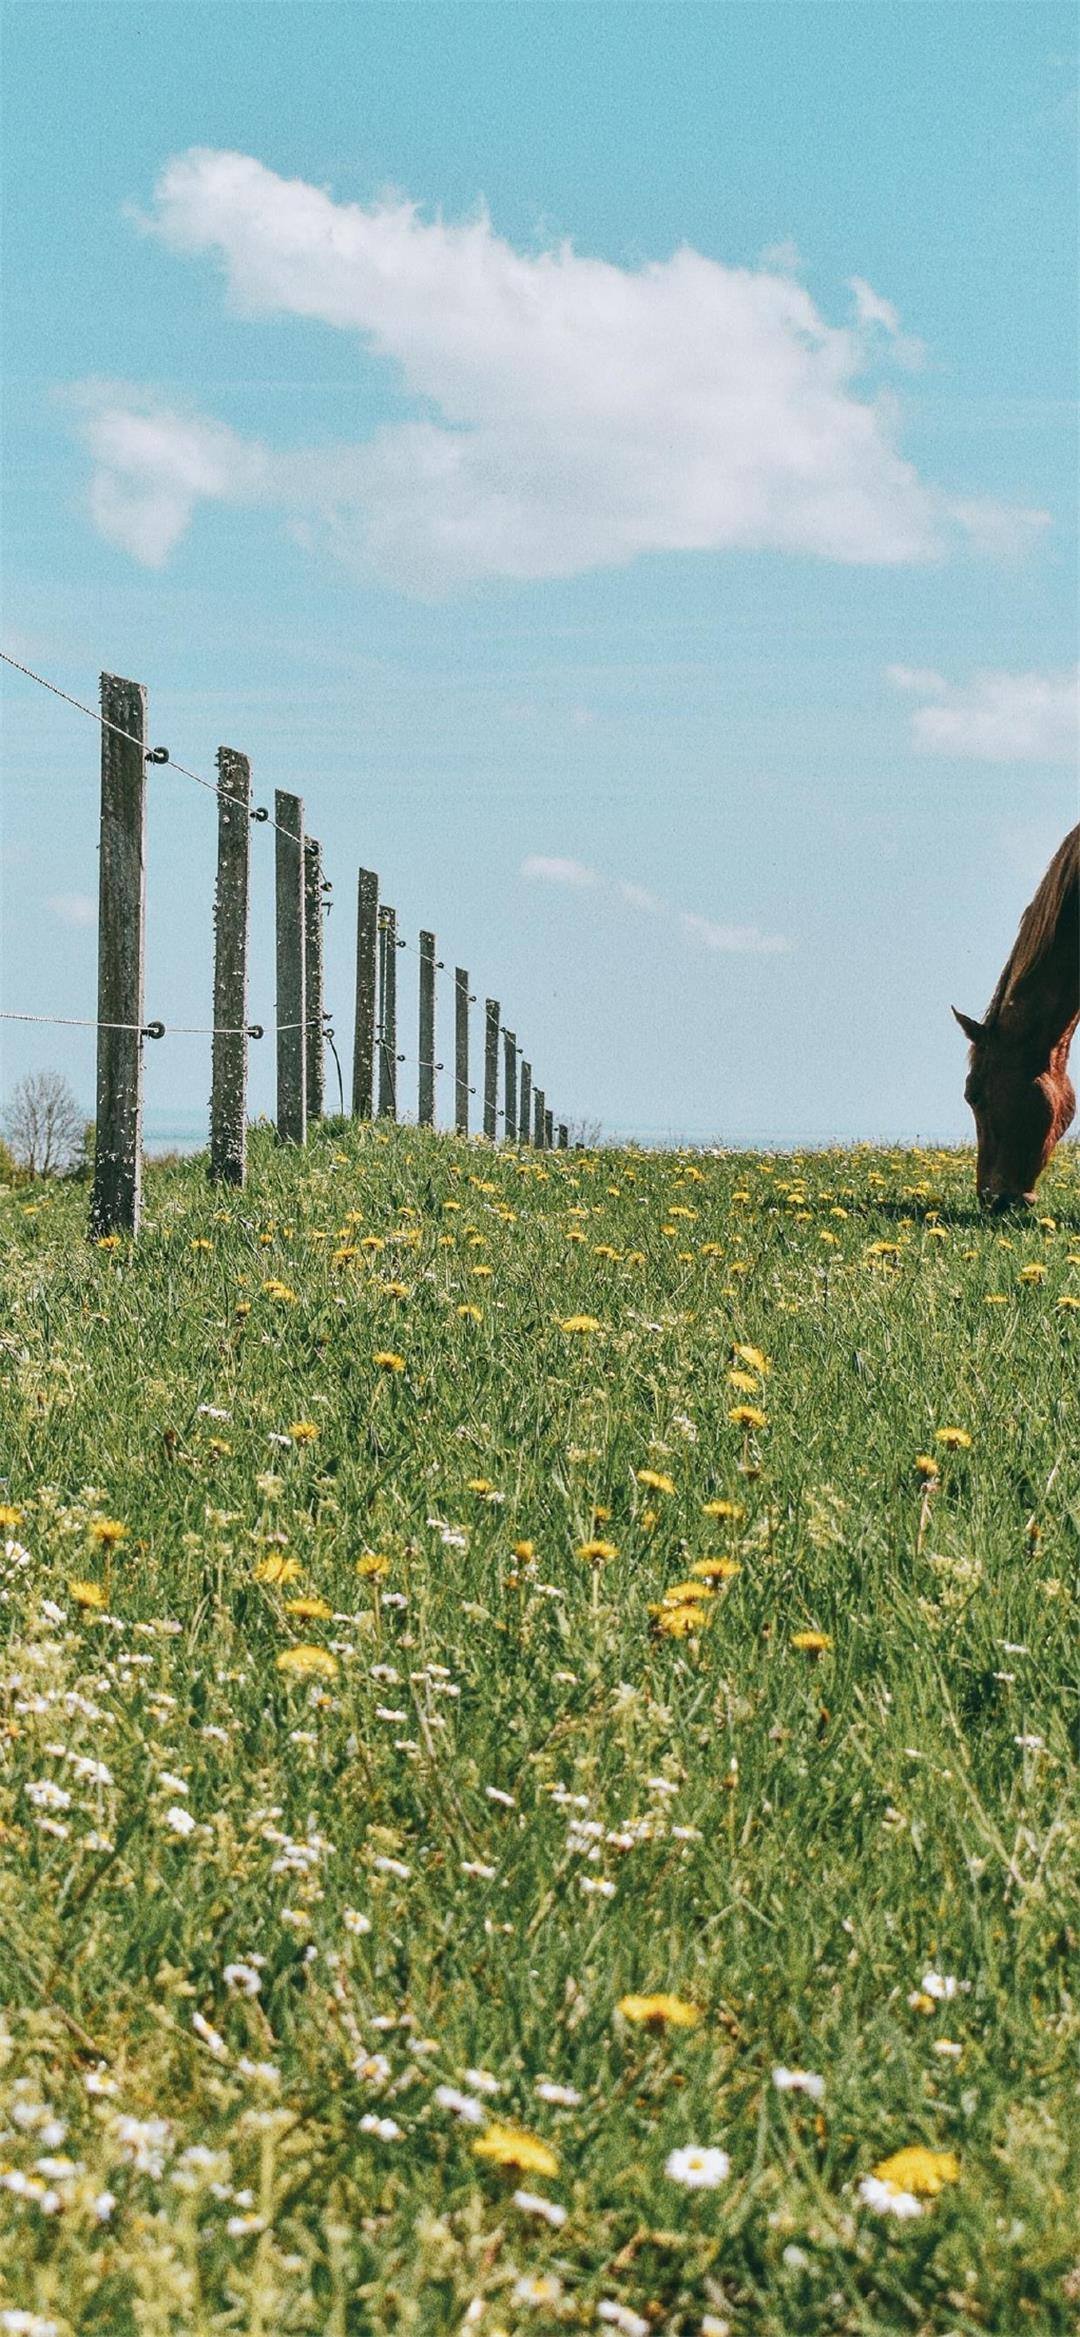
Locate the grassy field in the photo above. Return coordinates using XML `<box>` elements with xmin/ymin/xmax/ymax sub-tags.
<box><xmin>0</xmin><ymin>1125</ymin><xmax>1077</xmax><ymax>2337</ymax></box>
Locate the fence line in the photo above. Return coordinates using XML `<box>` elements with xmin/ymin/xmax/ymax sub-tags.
<box><xmin>1</xmin><ymin>654</ymin><xmax>578</xmax><ymax>1236</ymax></box>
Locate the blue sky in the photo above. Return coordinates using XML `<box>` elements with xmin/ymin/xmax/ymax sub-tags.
<box><xmin>2</xmin><ymin>0</ymin><xmax>1076</xmax><ymax>1146</ymax></box>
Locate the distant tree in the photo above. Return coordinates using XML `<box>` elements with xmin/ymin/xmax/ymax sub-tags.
<box><xmin>2</xmin><ymin>1070</ymin><xmax>85</xmax><ymax>1177</ymax></box>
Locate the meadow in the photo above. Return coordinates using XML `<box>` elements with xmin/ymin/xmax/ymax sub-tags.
<box><xmin>0</xmin><ymin>1125</ymin><xmax>1077</xmax><ymax>2337</ymax></box>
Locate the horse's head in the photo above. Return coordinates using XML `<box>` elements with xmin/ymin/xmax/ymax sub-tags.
<box><xmin>953</xmin><ymin>1008</ymin><xmax>1075</xmax><ymax>1210</ymax></box>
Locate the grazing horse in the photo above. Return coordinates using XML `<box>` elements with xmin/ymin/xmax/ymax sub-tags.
<box><xmin>953</xmin><ymin>825</ymin><xmax>1078</xmax><ymax>1210</ymax></box>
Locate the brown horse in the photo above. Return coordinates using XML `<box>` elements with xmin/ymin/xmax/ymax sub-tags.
<box><xmin>953</xmin><ymin>824</ymin><xmax>1078</xmax><ymax>1210</ymax></box>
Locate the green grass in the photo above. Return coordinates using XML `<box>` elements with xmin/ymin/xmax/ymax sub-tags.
<box><xmin>1</xmin><ymin>1125</ymin><xmax>1077</xmax><ymax>2337</ymax></box>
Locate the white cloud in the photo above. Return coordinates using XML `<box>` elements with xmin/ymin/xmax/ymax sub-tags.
<box><xmin>69</xmin><ymin>383</ymin><xmax>267</xmax><ymax>566</ymax></box>
<box><xmin>48</xmin><ymin>893</ymin><xmax>97</xmax><ymax>927</ymax></box>
<box><xmin>887</xmin><ymin>663</ymin><xmax>1079</xmax><ymax>761</ymax></box>
<box><xmin>680</xmin><ymin>912</ymin><xmax>792</xmax><ymax>955</ymax></box>
<box><xmin>521</xmin><ymin>855</ymin><xmax>599</xmax><ymax>888</ymax></box>
<box><xmin>616</xmin><ymin>880</ymin><xmax>662</xmax><ymax>914</ymax></box>
<box><xmin>68</xmin><ymin>148</ymin><xmax>1041</xmax><ymax>592</ymax></box>
<box><xmin>758</xmin><ymin>238</ymin><xmax>803</xmax><ymax>274</ymax></box>
<box><xmin>521</xmin><ymin>857</ymin><xmax>791</xmax><ymax>954</ymax></box>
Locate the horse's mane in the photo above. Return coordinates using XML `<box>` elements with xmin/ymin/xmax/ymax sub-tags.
<box><xmin>985</xmin><ymin>824</ymin><xmax>1080</xmax><ymax>1025</ymax></box>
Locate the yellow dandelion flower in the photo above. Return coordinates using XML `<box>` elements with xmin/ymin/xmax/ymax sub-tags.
<box><xmin>512</xmin><ymin>1540</ymin><xmax>535</xmax><ymax>1561</ymax></box>
<box><xmin>727</xmin><ymin>1369</ymin><xmax>760</xmax><ymax>1395</ymax></box>
<box><xmin>914</xmin><ymin>1454</ymin><xmax>939</xmax><ymax>1479</ymax></box>
<box><xmin>592</xmin><ymin>1504</ymin><xmax>612</xmax><ymax>1524</ymax></box>
<box><xmin>275</xmin><ymin>1645</ymin><xmax>339</xmax><ymax>1682</ymax></box>
<box><xmin>96</xmin><ymin>1233</ymin><xmax>121</xmax><ymax>1251</ymax></box>
<box><xmin>872</xmin><ymin>2146</ymin><xmax>959</xmax><ymax>2198</ymax></box>
<box><xmin>88</xmin><ymin>1518</ymin><xmax>127</xmax><ymax>1549</ymax></box>
<box><xmin>935</xmin><ymin>1427</ymin><xmax>971</xmax><ymax>1450</ymax></box>
<box><xmin>691</xmin><ymin>1557</ymin><xmax>741</xmax><ymax>1581</ymax></box>
<box><xmin>287</xmin><ymin>1420</ymin><xmax>319</xmax><ymax>1444</ymax></box>
<box><xmin>578</xmin><ymin>1539</ymin><xmax>618</xmax><ymax>1563</ymax></box>
<box><xmin>473</xmin><ymin>2124</ymin><xmax>559</xmax><ymax>2178</ymax></box>
<box><xmin>732</xmin><ymin>1344</ymin><xmax>770</xmax><ymax>1374</ymax></box>
<box><xmin>0</xmin><ymin>1505</ymin><xmax>23</xmax><ymax>1530</ymax></box>
<box><xmin>253</xmin><ymin>1554</ymin><xmax>303</xmax><ymax>1585</ymax></box>
<box><xmin>1018</xmin><ymin>1264</ymin><xmax>1046</xmax><ymax>1283</ymax></box>
<box><xmin>791</xmin><ymin>1630</ymin><xmax>831</xmax><ymax>1655</ymax></box>
<box><xmin>635</xmin><ymin>1467</ymin><xmax>676</xmax><ymax>1495</ymax></box>
<box><xmin>284</xmin><ymin>1595</ymin><xmax>333</xmax><ymax>1620</ymax></box>
<box><xmin>660</xmin><ymin>1580</ymin><xmax>714</xmax><ymax>1605</ymax></box>
<box><xmin>617</xmin><ymin>1993</ymin><xmax>702</xmax><ymax>2029</ymax></box>
<box><xmin>703</xmin><ymin>1499</ymin><xmax>744</xmax><ymax>1521</ymax></box>
<box><xmin>652</xmin><ymin>1600</ymin><xmax>712</xmax><ymax>1637</ymax></box>
<box><xmin>235</xmin><ymin>1301</ymin><xmax>252</xmax><ymax>1320</ymax></box>
<box><xmin>467</xmin><ymin>1478</ymin><xmax>495</xmax><ymax>1495</ymax></box>
<box><xmin>457</xmin><ymin>1303</ymin><xmax>483</xmax><ymax>1322</ymax></box>
<box><xmin>207</xmin><ymin>1437</ymin><xmax>232</xmax><ymax>1456</ymax></box>
<box><xmin>984</xmin><ymin>1294</ymin><xmax>1008</xmax><ymax>1305</ymax></box>
<box><xmin>382</xmin><ymin>1280</ymin><xmax>410</xmax><ymax>1299</ymax></box>
<box><xmin>471</xmin><ymin>1264</ymin><xmax>494</xmax><ymax>1278</ymax></box>
<box><xmin>356</xmin><ymin>1553</ymin><xmax>391</xmax><ymax>1578</ymax></box>
<box><xmin>1057</xmin><ymin>1295</ymin><xmax>1080</xmax><ymax>1312</ymax></box>
<box><xmin>728</xmin><ymin>1405</ymin><xmax>767</xmax><ymax>1430</ymax></box>
<box><xmin>68</xmin><ymin>1578</ymin><xmax>106</xmax><ymax>1610</ymax></box>
<box><xmin>373</xmin><ymin>1352</ymin><xmax>406</xmax><ymax>1373</ymax></box>
<box><xmin>560</xmin><ymin>1314</ymin><xmax>602</xmax><ymax>1333</ymax></box>
<box><xmin>262</xmin><ymin>1280</ymin><xmax>298</xmax><ymax>1303</ymax></box>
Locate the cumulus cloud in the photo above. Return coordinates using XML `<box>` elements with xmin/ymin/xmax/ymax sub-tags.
<box><xmin>70</xmin><ymin>382</ymin><xmax>267</xmax><ymax>566</ymax></box>
<box><xmin>68</xmin><ymin>147</ymin><xmax>1041</xmax><ymax>592</ymax></box>
<box><xmin>887</xmin><ymin>663</ymin><xmax>1079</xmax><ymax>761</ymax></box>
<box><xmin>521</xmin><ymin>857</ymin><xmax>790</xmax><ymax>954</ymax></box>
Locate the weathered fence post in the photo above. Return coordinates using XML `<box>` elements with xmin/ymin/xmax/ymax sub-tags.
<box><xmin>377</xmin><ymin>905</ymin><xmax>398</xmax><ymax>1119</ymax></box>
<box><xmin>275</xmin><ymin>790</ymin><xmax>307</xmax><ymax>1145</ymax></box>
<box><xmin>90</xmin><ymin>672</ymin><xmax>147</xmax><ymax>1238</ymax></box>
<box><xmin>209</xmin><ymin>746</ymin><xmax>250</xmax><ymax>1186</ymax></box>
<box><xmin>483</xmin><ymin>999</ymin><xmax>500</xmax><ymax>1140</ymax></box>
<box><xmin>304</xmin><ymin>837</ymin><xmax>324</xmax><ymax>1124</ymax></box>
<box><xmin>454</xmin><ymin>968</ymin><xmax>470</xmax><ymax>1136</ymax></box>
<box><xmin>519</xmin><ymin>1059</ymin><xmax>532</xmax><ymax>1146</ymax></box>
<box><xmin>502</xmin><ymin>1030</ymin><xmax>517</xmax><ymax>1147</ymax></box>
<box><xmin>533</xmin><ymin>1086</ymin><xmax>546</xmax><ymax>1149</ymax></box>
<box><xmin>545</xmin><ymin>1106</ymin><xmax>554</xmax><ymax>1150</ymax></box>
<box><xmin>352</xmin><ymin>867</ymin><xmax>378</xmax><ymax>1118</ymax></box>
<box><xmin>558</xmin><ymin>1122</ymin><xmax>568</xmax><ymax>1150</ymax></box>
<box><xmin>418</xmin><ymin>930</ymin><xmax>437</xmax><ymax>1126</ymax></box>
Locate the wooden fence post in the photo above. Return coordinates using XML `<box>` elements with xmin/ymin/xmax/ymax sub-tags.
<box><xmin>275</xmin><ymin>790</ymin><xmax>307</xmax><ymax>1145</ymax></box>
<box><xmin>352</xmin><ymin>867</ymin><xmax>378</xmax><ymax>1118</ymax></box>
<box><xmin>90</xmin><ymin>672</ymin><xmax>147</xmax><ymax>1238</ymax></box>
<box><xmin>533</xmin><ymin>1086</ymin><xmax>546</xmax><ymax>1149</ymax></box>
<box><xmin>545</xmin><ymin>1106</ymin><xmax>554</xmax><ymax>1149</ymax></box>
<box><xmin>418</xmin><ymin>930</ymin><xmax>437</xmax><ymax>1125</ymax></box>
<box><xmin>558</xmin><ymin>1122</ymin><xmax>568</xmax><ymax>1150</ymax></box>
<box><xmin>519</xmin><ymin>1059</ymin><xmax>532</xmax><ymax>1146</ymax></box>
<box><xmin>483</xmin><ymin>999</ymin><xmax>500</xmax><ymax>1140</ymax></box>
<box><xmin>209</xmin><ymin>746</ymin><xmax>250</xmax><ymax>1186</ymax></box>
<box><xmin>304</xmin><ymin>837</ymin><xmax>324</xmax><ymax>1124</ymax></box>
<box><xmin>502</xmin><ymin>1029</ymin><xmax>517</xmax><ymax>1146</ymax></box>
<box><xmin>377</xmin><ymin>905</ymin><xmax>398</xmax><ymax>1119</ymax></box>
<box><xmin>454</xmin><ymin>968</ymin><xmax>470</xmax><ymax>1136</ymax></box>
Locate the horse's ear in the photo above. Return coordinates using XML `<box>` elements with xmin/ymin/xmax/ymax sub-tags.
<box><xmin>952</xmin><ymin>1006</ymin><xmax>985</xmax><ymax>1044</ymax></box>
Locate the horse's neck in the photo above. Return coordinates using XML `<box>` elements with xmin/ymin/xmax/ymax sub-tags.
<box><xmin>1001</xmin><ymin>903</ymin><xmax>1079</xmax><ymax>1064</ymax></box>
